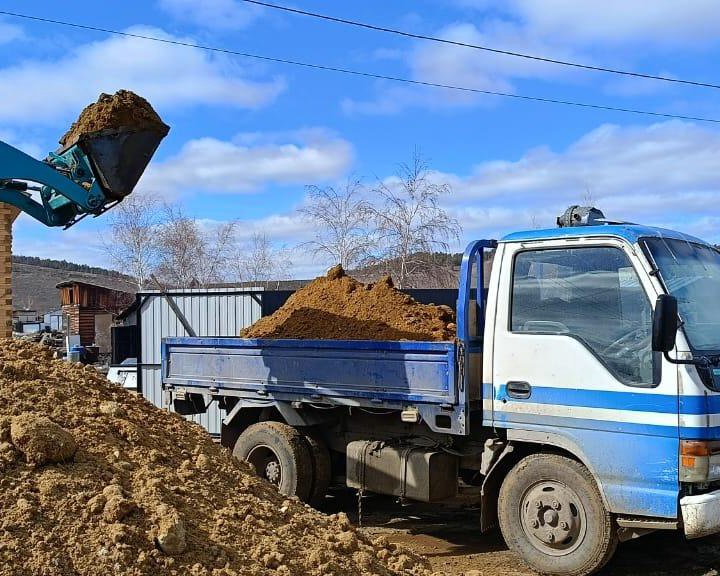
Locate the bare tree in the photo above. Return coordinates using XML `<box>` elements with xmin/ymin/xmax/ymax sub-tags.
<box><xmin>200</xmin><ymin>220</ymin><xmax>238</xmax><ymax>284</ymax></box>
<box><xmin>236</xmin><ymin>232</ymin><xmax>292</xmax><ymax>289</ymax></box>
<box><xmin>103</xmin><ymin>195</ymin><xmax>237</xmax><ymax>288</ymax></box>
<box><xmin>154</xmin><ymin>205</ymin><xmax>204</xmax><ymax>287</ymax></box>
<box><xmin>154</xmin><ymin>205</ymin><xmax>238</xmax><ymax>287</ymax></box>
<box><xmin>298</xmin><ymin>179</ymin><xmax>376</xmax><ymax>269</ymax></box>
<box><xmin>369</xmin><ymin>152</ymin><xmax>462</xmax><ymax>289</ymax></box>
<box><xmin>102</xmin><ymin>193</ymin><xmax>161</xmax><ymax>289</ymax></box>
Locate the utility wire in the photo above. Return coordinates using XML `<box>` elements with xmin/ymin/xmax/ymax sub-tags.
<box><xmin>2</xmin><ymin>10</ymin><xmax>719</xmax><ymax>124</ymax></box>
<box><xmin>240</xmin><ymin>0</ymin><xmax>720</xmax><ymax>91</ymax></box>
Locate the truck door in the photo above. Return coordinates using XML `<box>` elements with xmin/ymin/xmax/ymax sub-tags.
<box><xmin>492</xmin><ymin>240</ymin><xmax>679</xmax><ymax>519</ymax></box>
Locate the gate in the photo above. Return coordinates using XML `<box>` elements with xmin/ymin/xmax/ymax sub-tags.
<box><xmin>136</xmin><ymin>287</ymin><xmax>262</xmax><ymax>435</ymax></box>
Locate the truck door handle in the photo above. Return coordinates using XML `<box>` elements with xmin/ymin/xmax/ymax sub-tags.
<box><xmin>506</xmin><ymin>381</ymin><xmax>531</xmax><ymax>399</ymax></box>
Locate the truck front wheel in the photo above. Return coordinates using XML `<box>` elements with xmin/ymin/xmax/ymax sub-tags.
<box><xmin>498</xmin><ymin>454</ymin><xmax>617</xmax><ymax>576</ymax></box>
<box><xmin>233</xmin><ymin>422</ymin><xmax>313</xmax><ymax>502</ymax></box>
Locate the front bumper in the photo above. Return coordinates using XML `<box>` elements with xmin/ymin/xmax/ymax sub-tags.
<box><xmin>681</xmin><ymin>489</ymin><xmax>720</xmax><ymax>539</ymax></box>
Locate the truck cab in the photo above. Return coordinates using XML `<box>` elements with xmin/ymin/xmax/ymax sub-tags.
<box><xmin>161</xmin><ymin>208</ymin><xmax>720</xmax><ymax>576</ymax></box>
<box><xmin>481</xmin><ymin>219</ymin><xmax>720</xmax><ymax>573</ymax></box>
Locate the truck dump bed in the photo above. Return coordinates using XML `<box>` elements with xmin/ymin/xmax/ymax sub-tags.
<box><xmin>161</xmin><ymin>241</ymin><xmax>494</xmax><ymax>436</ymax></box>
<box><xmin>162</xmin><ymin>337</ymin><xmax>459</xmax><ymax>406</ymax></box>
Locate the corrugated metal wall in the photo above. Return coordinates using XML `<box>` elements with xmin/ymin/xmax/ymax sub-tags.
<box><xmin>138</xmin><ymin>288</ymin><xmax>263</xmax><ymax>435</ymax></box>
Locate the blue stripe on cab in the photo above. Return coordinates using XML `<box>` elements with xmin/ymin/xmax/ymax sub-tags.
<box><xmin>492</xmin><ymin>411</ymin><xmax>677</xmax><ymax>438</ymax></box>
<box><xmin>490</xmin><ymin>383</ymin><xmax>718</xmax><ymax>416</ymax></box>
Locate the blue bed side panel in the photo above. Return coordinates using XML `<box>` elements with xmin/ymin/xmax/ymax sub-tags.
<box><xmin>162</xmin><ymin>337</ymin><xmax>458</xmax><ymax>406</ymax></box>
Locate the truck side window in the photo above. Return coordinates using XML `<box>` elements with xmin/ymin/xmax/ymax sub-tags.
<box><xmin>511</xmin><ymin>247</ymin><xmax>655</xmax><ymax>386</ymax></box>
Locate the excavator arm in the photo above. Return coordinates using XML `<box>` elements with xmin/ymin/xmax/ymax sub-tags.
<box><xmin>0</xmin><ymin>127</ymin><xmax>167</xmax><ymax>228</ymax></box>
<box><xmin>0</xmin><ymin>113</ymin><xmax>168</xmax><ymax>337</ymax></box>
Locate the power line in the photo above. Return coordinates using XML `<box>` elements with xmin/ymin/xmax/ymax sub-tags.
<box><xmin>1</xmin><ymin>10</ymin><xmax>719</xmax><ymax>124</ymax></box>
<box><xmin>240</xmin><ymin>0</ymin><xmax>720</xmax><ymax>91</ymax></box>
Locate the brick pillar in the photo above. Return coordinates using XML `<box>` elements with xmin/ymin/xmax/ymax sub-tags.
<box><xmin>0</xmin><ymin>204</ymin><xmax>20</xmax><ymax>339</ymax></box>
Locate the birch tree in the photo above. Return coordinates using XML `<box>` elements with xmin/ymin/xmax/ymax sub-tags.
<box><xmin>155</xmin><ymin>205</ymin><xmax>237</xmax><ymax>287</ymax></box>
<box><xmin>102</xmin><ymin>193</ymin><xmax>161</xmax><ymax>289</ymax></box>
<box><xmin>236</xmin><ymin>232</ymin><xmax>292</xmax><ymax>289</ymax></box>
<box><xmin>369</xmin><ymin>153</ymin><xmax>461</xmax><ymax>288</ymax></box>
<box><xmin>299</xmin><ymin>179</ymin><xmax>376</xmax><ymax>269</ymax></box>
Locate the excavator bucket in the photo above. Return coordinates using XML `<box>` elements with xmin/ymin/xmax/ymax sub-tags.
<box><xmin>77</xmin><ymin>127</ymin><xmax>169</xmax><ymax>200</ymax></box>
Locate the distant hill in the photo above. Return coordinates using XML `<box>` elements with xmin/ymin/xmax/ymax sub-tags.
<box><xmin>351</xmin><ymin>252</ymin><xmax>463</xmax><ymax>288</ymax></box>
<box><xmin>11</xmin><ymin>256</ymin><xmax>132</xmax><ymax>278</ymax></box>
<box><xmin>12</xmin><ymin>257</ymin><xmax>137</xmax><ymax>315</ymax></box>
<box><xmin>9</xmin><ymin>251</ymin><xmax>476</xmax><ymax>316</ymax></box>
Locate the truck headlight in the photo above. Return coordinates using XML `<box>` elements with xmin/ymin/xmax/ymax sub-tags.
<box><xmin>681</xmin><ymin>441</ymin><xmax>720</xmax><ymax>483</ymax></box>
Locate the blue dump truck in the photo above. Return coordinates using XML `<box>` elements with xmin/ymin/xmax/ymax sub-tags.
<box><xmin>162</xmin><ymin>206</ymin><xmax>720</xmax><ymax>576</ymax></box>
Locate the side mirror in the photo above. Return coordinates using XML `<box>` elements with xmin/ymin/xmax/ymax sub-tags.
<box><xmin>653</xmin><ymin>294</ymin><xmax>678</xmax><ymax>353</ymax></box>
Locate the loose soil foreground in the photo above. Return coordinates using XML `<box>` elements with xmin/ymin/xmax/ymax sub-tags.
<box><xmin>0</xmin><ymin>340</ymin><xmax>437</xmax><ymax>576</ymax></box>
<box><xmin>333</xmin><ymin>493</ymin><xmax>720</xmax><ymax>576</ymax></box>
<box><xmin>241</xmin><ymin>266</ymin><xmax>456</xmax><ymax>341</ymax></box>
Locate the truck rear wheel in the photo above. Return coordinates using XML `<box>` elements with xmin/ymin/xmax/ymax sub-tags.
<box><xmin>233</xmin><ymin>422</ymin><xmax>312</xmax><ymax>502</ymax></box>
<box><xmin>498</xmin><ymin>454</ymin><xmax>617</xmax><ymax>576</ymax></box>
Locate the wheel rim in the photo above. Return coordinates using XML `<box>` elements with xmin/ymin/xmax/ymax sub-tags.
<box><xmin>519</xmin><ymin>480</ymin><xmax>588</xmax><ymax>556</ymax></box>
<box><xmin>246</xmin><ymin>445</ymin><xmax>282</xmax><ymax>486</ymax></box>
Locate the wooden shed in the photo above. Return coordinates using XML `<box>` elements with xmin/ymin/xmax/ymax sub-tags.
<box><xmin>57</xmin><ymin>280</ymin><xmax>135</xmax><ymax>347</ymax></box>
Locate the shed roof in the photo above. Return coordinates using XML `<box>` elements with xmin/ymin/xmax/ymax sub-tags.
<box><xmin>56</xmin><ymin>278</ymin><xmax>137</xmax><ymax>294</ymax></box>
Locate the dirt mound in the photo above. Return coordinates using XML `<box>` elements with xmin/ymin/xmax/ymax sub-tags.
<box><xmin>241</xmin><ymin>266</ymin><xmax>455</xmax><ymax>341</ymax></box>
<box><xmin>59</xmin><ymin>90</ymin><xmax>169</xmax><ymax>147</ymax></box>
<box><xmin>9</xmin><ymin>414</ymin><xmax>77</xmax><ymax>466</ymax></box>
<box><xmin>0</xmin><ymin>340</ymin><xmax>433</xmax><ymax>576</ymax></box>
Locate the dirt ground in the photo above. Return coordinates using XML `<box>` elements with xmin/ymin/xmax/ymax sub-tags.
<box><xmin>320</xmin><ymin>490</ymin><xmax>720</xmax><ymax>576</ymax></box>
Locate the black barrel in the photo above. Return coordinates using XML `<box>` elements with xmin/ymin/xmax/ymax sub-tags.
<box><xmin>78</xmin><ymin>127</ymin><xmax>169</xmax><ymax>200</ymax></box>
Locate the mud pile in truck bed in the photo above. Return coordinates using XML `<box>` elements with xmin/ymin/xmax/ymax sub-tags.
<box><xmin>241</xmin><ymin>265</ymin><xmax>456</xmax><ymax>341</ymax></box>
<box><xmin>0</xmin><ymin>340</ymin><xmax>433</xmax><ymax>576</ymax></box>
<box><xmin>59</xmin><ymin>89</ymin><xmax>169</xmax><ymax>147</ymax></box>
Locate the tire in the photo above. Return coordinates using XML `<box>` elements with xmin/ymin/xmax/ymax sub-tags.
<box><xmin>303</xmin><ymin>431</ymin><xmax>332</xmax><ymax>507</ymax></box>
<box><xmin>498</xmin><ymin>454</ymin><xmax>617</xmax><ymax>576</ymax></box>
<box><xmin>233</xmin><ymin>422</ymin><xmax>313</xmax><ymax>502</ymax></box>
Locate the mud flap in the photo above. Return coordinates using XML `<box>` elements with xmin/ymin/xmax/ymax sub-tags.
<box><xmin>480</xmin><ymin>442</ymin><xmax>516</xmax><ymax>532</ymax></box>
<box><xmin>173</xmin><ymin>392</ymin><xmax>207</xmax><ymax>415</ymax></box>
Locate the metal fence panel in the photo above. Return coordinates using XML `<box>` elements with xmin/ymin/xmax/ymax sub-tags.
<box><xmin>138</xmin><ymin>288</ymin><xmax>262</xmax><ymax>435</ymax></box>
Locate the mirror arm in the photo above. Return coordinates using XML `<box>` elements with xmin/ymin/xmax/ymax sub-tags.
<box><xmin>663</xmin><ymin>351</ymin><xmax>711</xmax><ymax>367</ymax></box>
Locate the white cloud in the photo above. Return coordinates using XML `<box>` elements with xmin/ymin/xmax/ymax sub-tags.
<box><xmin>158</xmin><ymin>0</ymin><xmax>263</xmax><ymax>30</ymax></box>
<box><xmin>343</xmin><ymin>19</ymin><xmax>590</xmax><ymax>115</ymax></box>
<box><xmin>438</xmin><ymin>121</ymin><xmax>720</xmax><ymax>243</ymax></box>
<box><xmin>140</xmin><ymin>129</ymin><xmax>353</xmax><ymax>195</ymax></box>
<box><xmin>0</xmin><ymin>26</ymin><xmax>284</xmax><ymax>126</ymax></box>
<box><xmin>505</xmin><ymin>0</ymin><xmax>720</xmax><ymax>46</ymax></box>
<box><xmin>455</xmin><ymin>0</ymin><xmax>720</xmax><ymax>46</ymax></box>
<box><xmin>347</xmin><ymin>0</ymin><xmax>720</xmax><ymax>114</ymax></box>
<box><xmin>412</xmin><ymin>21</ymin><xmax>580</xmax><ymax>87</ymax></box>
<box><xmin>163</xmin><ymin>120</ymin><xmax>720</xmax><ymax>273</ymax></box>
<box><xmin>15</xmin><ymin>121</ymin><xmax>720</xmax><ymax>277</ymax></box>
<box><xmin>342</xmin><ymin>83</ymin><xmax>476</xmax><ymax>115</ymax></box>
<box><xmin>0</xmin><ymin>18</ymin><xmax>23</xmax><ymax>45</ymax></box>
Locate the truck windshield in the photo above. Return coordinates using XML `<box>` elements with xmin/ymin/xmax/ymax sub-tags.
<box><xmin>643</xmin><ymin>238</ymin><xmax>720</xmax><ymax>353</ymax></box>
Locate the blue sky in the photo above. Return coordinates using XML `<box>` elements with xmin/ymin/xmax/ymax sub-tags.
<box><xmin>2</xmin><ymin>0</ymin><xmax>720</xmax><ymax>277</ymax></box>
